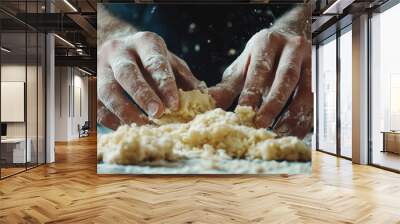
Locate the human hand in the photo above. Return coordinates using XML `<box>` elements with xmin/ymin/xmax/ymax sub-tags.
<box><xmin>209</xmin><ymin>29</ymin><xmax>312</xmax><ymax>138</ymax></box>
<box><xmin>97</xmin><ymin>31</ymin><xmax>204</xmax><ymax>129</ymax></box>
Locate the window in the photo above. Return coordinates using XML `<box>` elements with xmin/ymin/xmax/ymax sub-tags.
<box><xmin>339</xmin><ymin>27</ymin><xmax>352</xmax><ymax>158</ymax></box>
<box><xmin>0</xmin><ymin>1</ymin><xmax>47</xmax><ymax>179</ymax></box>
<box><xmin>370</xmin><ymin>2</ymin><xmax>400</xmax><ymax>171</ymax></box>
<box><xmin>317</xmin><ymin>35</ymin><xmax>337</xmax><ymax>154</ymax></box>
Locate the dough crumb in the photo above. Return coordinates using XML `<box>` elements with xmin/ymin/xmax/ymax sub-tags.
<box><xmin>151</xmin><ymin>89</ymin><xmax>215</xmax><ymax>125</ymax></box>
<box><xmin>98</xmin><ymin>90</ymin><xmax>311</xmax><ymax>165</ymax></box>
<box><xmin>97</xmin><ymin>124</ymin><xmax>177</xmax><ymax>165</ymax></box>
<box><xmin>234</xmin><ymin>105</ymin><xmax>256</xmax><ymax>127</ymax></box>
<box><xmin>249</xmin><ymin>137</ymin><xmax>311</xmax><ymax>161</ymax></box>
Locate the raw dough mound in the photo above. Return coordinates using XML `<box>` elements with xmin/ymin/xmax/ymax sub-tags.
<box><xmin>249</xmin><ymin>137</ymin><xmax>311</xmax><ymax>161</ymax></box>
<box><xmin>152</xmin><ymin>89</ymin><xmax>215</xmax><ymax>125</ymax></box>
<box><xmin>98</xmin><ymin>90</ymin><xmax>311</xmax><ymax>165</ymax></box>
<box><xmin>98</xmin><ymin>125</ymin><xmax>177</xmax><ymax>165</ymax></box>
<box><xmin>175</xmin><ymin>108</ymin><xmax>276</xmax><ymax>158</ymax></box>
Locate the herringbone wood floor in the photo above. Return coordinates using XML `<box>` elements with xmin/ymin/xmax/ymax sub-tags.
<box><xmin>0</xmin><ymin>135</ymin><xmax>399</xmax><ymax>224</ymax></box>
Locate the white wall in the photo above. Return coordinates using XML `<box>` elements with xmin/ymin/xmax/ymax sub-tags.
<box><xmin>1</xmin><ymin>65</ymin><xmax>39</xmax><ymax>138</ymax></box>
<box><xmin>54</xmin><ymin>67</ymin><xmax>89</xmax><ymax>141</ymax></box>
<box><xmin>55</xmin><ymin>66</ymin><xmax>68</xmax><ymax>141</ymax></box>
<box><xmin>1</xmin><ymin>65</ymin><xmax>26</xmax><ymax>138</ymax></box>
<box><xmin>72</xmin><ymin>73</ymin><xmax>89</xmax><ymax>138</ymax></box>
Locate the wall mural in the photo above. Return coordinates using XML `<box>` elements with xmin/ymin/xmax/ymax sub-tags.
<box><xmin>97</xmin><ymin>2</ymin><xmax>313</xmax><ymax>174</ymax></box>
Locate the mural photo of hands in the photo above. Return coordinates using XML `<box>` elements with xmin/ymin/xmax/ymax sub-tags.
<box><xmin>96</xmin><ymin>3</ymin><xmax>313</xmax><ymax>175</ymax></box>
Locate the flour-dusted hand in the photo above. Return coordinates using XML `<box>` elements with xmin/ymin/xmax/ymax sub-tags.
<box><xmin>209</xmin><ymin>6</ymin><xmax>312</xmax><ymax>138</ymax></box>
<box><xmin>98</xmin><ymin>31</ymin><xmax>204</xmax><ymax>129</ymax></box>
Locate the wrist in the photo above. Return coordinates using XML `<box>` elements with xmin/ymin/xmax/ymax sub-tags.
<box><xmin>270</xmin><ymin>5</ymin><xmax>311</xmax><ymax>39</ymax></box>
<box><xmin>98</xmin><ymin>4</ymin><xmax>137</xmax><ymax>46</ymax></box>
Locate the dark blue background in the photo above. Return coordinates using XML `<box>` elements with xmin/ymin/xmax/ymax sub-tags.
<box><xmin>105</xmin><ymin>4</ymin><xmax>294</xmax><ymax>86</ymax></box>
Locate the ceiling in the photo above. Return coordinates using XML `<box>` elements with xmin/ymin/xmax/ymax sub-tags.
<box><xmin>1</xmin><ymin>0</ymin><xmax>394</xmax><ymax>75</ymax></box>
<box><xmin>0</xmin><ymin>0</ymin><xmax>97</xmax><ymax>74</ymax></box>
<box><xmin>312</xmin><ymin>0</ymin><xmax>391</xmax><ymax>43</ymax></box>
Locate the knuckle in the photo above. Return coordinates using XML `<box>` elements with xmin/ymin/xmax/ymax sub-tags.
<box><xmin>98</xmin><ymin>82</ymin><xmax>118</xmax><ymax>102</ymax></box>
<box><xmin>290</xmin><ymin>36</ymin><xmax>308</xmax><ymax>48</ymax></box>
<box><xmin>268</xmin><ymin>91</ymin><xmax>288</xmax><ymax>108</ymax></box>
<box><xmin>109</xmin><ymin>39</ymin><xmax>123</xmax><ymax>48</ymax></box>
<box><xmin>102</xmin><ymin>40</ymin><xmax>124</xmax><ymax>58</ymax></box>
<box><xmin>246</xmin><ymin>86</ymin><xmax>263</xmax><ymax>95</ymax></box>
<box><xmin>103</xmin><ymin>39</ymin><xmax>123</xmax><ymax>49</ymax></box>
<box><xmin>249</xmin><ymin>30</ymin><xmax>284</xmax><ymax>50</ymax></box>
<box><xmin>158</xmin><ymin>75</ymin><xmax>176</xmax><ymax>88</ymax></box>
<box><xmin>254</xmin><ymin>29</ymin><xmax>268</xmax><ymax>40</ymax></box>
<box><xmin>284</xmin><ymin>65</ymin><xmax>299</xmax><ymax>77</ymax></box>
<box><xmin>97</xmin><ymin>108</ymin><xmax>109</xmax><ymax>124</ymax></box>
<box><xmin>266</xmin><ymin>31</ymin><xmax>283</xmax><ymax>42</ymax></box>
<box><xmin>215</xmin><ymin>83</ymin><xmax>234</xmax><ymax>96</ymax></box>
<box><xmin>112</xmin><ymin>60</ymin><xmax>138</xmax><ymax>78</ymax></box>
<box><xmin>143</xmin><ymin>54</ymin><xmax>168</xmax><ymax>72</ymax></box>
<box><xmin>241</xmin><ymin>86</ymin><xmax>263</xmax><ymax>101</ymax></box>
<box><xmin>278</xmin><ymin>61</ymin><xmax>301</xmax><ymax>79</ymax></box>
<box><xmin>135</xmin><ymin>31</ymin><xmax>156</xmax><ymax>38</ymax></box>
<box><xmin>134</xmin><ymin>31</ymin><xmax>163</xmax><ymax>43</ymax></box>
<box><xmin>97</xmin><ymin>84</ymin><xmax>109</xmax><ymax>100</ymax></box>
<box><xmin>259</xmin><ymin>30</ymin><xmax>283</xmax><ymax>43</ymax></box>
<box><xmin>97</xmin><ymin>114</ymin><xmax>106</xmax><ymax>124</ymax></box>
<box><xmin>99</xmin><ymin>40</ymin><xmax>123</xmax><ymax>61</ymax></box>
<box><xmin>222</xmin><ymin>63</ymin><xmax>241</xmax><ymax>79</ymax></box>
<box><xmin>131</xmin><ymin>84</ymin><xmax>153</xmax><ymax>102</ymax></box>
<box><xmin>251</xmin><ymin>57</ymin><xmax>273</xmax><ymax>74</ymax></box>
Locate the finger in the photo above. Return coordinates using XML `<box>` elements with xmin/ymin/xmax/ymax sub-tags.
<box><xmin>255</xmin><ymin>37</ymin><xmax>308</xmax><ymax>128</ymax></box>
<box><xmin>109</xmin><ymin>51</ymin><xmax>165</xmax><ymax>118</ymax></box>
<box><xmin>133</xmin><ymin>32</ymin><xmax>179</xmax><ymax>111</ymax></box>
<box><xmin>208</xmin><ymin>54</ymin><xmax>249</xmax><ymax>109</ymax></box>
<box><xmin>273</xmin><ymin>52</ymin><xmax>313</xmax><ymax>139</ymax></box>
<box><xmin>168</xmin><ymin>52</ymin><xmax>206</xmax><ymax>91</ymax></box>
<box><xmin>238</xmin><ymin>33</ymin><xmax>282</xmax><ymax>109</ymax></box>
<box><xmin>98</xmin><ymin>66</ymin><xmax>149</xmax><ymax>125</ymax></box>
<box><xmin>97</xmin><ymin>99</ymin><xmax>121</xmax><ymax>130</ymax></box>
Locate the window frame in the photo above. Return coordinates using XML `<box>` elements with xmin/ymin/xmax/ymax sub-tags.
<box><xmin>315</xmin><ymin>23</ymin><xmax>353</xmax><ymax>161</ymax></box>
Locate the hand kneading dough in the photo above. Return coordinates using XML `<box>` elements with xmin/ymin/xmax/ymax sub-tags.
<box><xmin>98</xmin><ymin>90</ymin><xmax>311</xmax><ymax>164</ymax></box>
<box><xmin>151</xmin><ymin>89</ymin><xmax>215</xmax><ymax>125</ymax></box>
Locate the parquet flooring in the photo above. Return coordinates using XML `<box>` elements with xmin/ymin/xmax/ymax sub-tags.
<box><xmin>1</xmin><ymin>167</ymin><xmax>26</xmax><ymax>178</ymax></box>
<box><xmin>0</xmin><ymin>135</ymin><xmax>400</xmax><ymax>224</ymax></box>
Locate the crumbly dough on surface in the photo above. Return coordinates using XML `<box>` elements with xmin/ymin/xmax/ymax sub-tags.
<box><xmin>98</xmin><ymin>90</ymin><xmax>311</xmax><ymax>165</ymax></box>
<box><xmin>151</xmin><ymin>89</ymin><xmax>215</xmax><ymax>125</ymax></box>
<box><xmin>98</xmin><ymin>159</ymin><xmax>311</xmax><ymax>174</ymax></box>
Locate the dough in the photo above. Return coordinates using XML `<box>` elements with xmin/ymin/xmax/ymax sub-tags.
<box><xmin>98</xmin><ymin>90</ymin><xmax>311</xmax><ymax>165</ymax></box>
<box><xmin>151</xmin><ymin>89</ymin><xmax>215</xmax><ymax>125</ymax></box>
<box><xmin>98</xmin><ymin>124</ymin><xmax>177</xmax><ymax>164</ymax></box>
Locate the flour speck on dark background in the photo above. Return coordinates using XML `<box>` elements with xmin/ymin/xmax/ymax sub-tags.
<box><xmin>105</xmin><ymin>4</ymin><xmax>294</xmax><ymax>86</ymax></box>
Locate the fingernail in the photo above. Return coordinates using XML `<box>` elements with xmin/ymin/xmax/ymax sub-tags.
<box><xmin>255</xmin><ymin>113</ymin><xmax>272</xmax><ymax>129</ymax></box>
<box><xmin>275</xmin><ymin>124</ymin><xmax>289</xmax><ymax>136</ymax></box>
<box><xmin>147</xmin><ymin>102</ymin><xmax>160</xmax><ymax>117</ymax></box>
<box><xmin>168</xmin><ymin>95</ymin><xmax>179</xmax><ymax>111</ymax></box>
